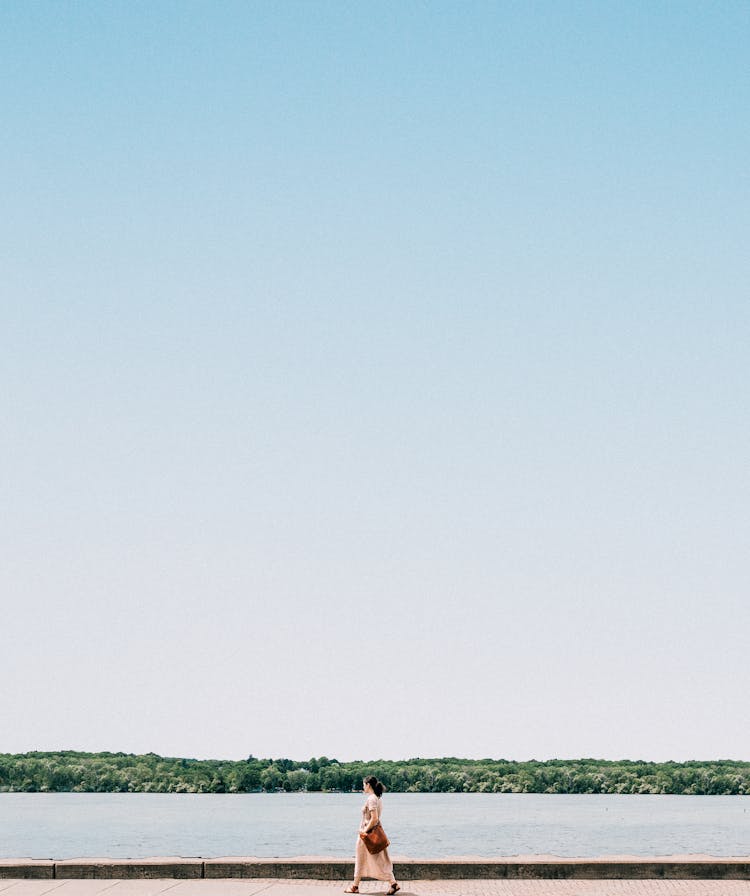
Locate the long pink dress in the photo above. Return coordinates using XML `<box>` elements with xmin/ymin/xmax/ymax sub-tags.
<box><xmin>354</xmin><ymin>794</ymin><xmax>394</xmax><ymax>882</ymax></box>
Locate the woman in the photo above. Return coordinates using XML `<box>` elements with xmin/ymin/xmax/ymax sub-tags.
<box><xmin>344</xmin><ymin>775</ymin><xmax>400</xmax><ymax>895</ymax></box>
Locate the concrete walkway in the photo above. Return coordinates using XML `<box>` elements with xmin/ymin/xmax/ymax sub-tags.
<box><xmin>2</xmin><ymin>880</ymin><xmax>750</xmax><ymax>896</ymax></box>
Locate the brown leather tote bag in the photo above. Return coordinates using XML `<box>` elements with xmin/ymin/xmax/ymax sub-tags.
<box><xmin>360</xmin><ymin>823</ymin><xmax>390</xmax><ymax>855</ymax></box>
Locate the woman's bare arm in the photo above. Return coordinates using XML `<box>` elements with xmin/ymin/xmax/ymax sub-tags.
<box><xmin>361</xmin><ymin>804</ymin><xmax>379</xmax><ymax>834</ymax></box>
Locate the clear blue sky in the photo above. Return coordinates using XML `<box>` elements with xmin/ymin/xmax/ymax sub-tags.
<box><xmin>2</xmin><ymin>1</ymin><xmax>748</xmax><ymax>762</ymax></box>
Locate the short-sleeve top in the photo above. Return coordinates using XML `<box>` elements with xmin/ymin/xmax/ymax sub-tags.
<box><xmin>360</xmin><ymin>794</ymin><xmax>382</xmax><ymax>831</ymax></box>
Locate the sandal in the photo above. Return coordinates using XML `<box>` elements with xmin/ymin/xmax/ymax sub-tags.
<box><xmin>344</xmin><ymin>887</ymin><xmax>359</xmax><ymax>894</ymax></box>
<box><xmin>387</xmin><ymin>885</ymin><xmax>400</xmax><ymax>895</ymax></box>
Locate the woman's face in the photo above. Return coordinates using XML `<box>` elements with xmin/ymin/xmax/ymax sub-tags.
<box><xmin>363</xmin><ymin>780</ymin><xmax>372</xmax><ymax>794</ymax></box>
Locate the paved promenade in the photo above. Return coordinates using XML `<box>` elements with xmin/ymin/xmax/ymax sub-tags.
<box><xmin>3</xmin><ymin>880</ymin><xmax>750</xmax><ymax>896</ymax></box>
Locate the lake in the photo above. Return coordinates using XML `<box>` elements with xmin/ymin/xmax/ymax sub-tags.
<box><xmin>1</xmin><ymin>793</ymin><xmax>749</xmax><ymax>859</ymax></box>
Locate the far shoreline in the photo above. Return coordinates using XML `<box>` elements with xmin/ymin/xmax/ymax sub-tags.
<box><xmin>3</xmin><ymin>752</ymin><xmax>749</xmax><ymax>796</ymax></box>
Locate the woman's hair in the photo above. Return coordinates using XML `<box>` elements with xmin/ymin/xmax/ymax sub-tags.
<box><xmin>364</xmin><ymin>775</ymin><xmax>385</xmax><ymax>797</ymax></box>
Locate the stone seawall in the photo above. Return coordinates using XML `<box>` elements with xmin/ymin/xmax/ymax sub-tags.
<box><xmin>2</xmin><ymin>857</ymin><xmax>750</xmax><ymax>880</ymax></box>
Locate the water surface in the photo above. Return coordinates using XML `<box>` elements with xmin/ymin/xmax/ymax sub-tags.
<box><xmin>2</xmin><ymin>792</ymin><xmax>749</xmax><ymax>859</ymax></box>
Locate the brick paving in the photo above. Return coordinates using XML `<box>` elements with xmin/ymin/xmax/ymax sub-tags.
<box><xmin>2</xmin><ymin>880</ymin><xmax>750</xmax><ymax>896</ymax></box>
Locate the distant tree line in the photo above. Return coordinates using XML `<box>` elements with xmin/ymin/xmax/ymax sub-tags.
<box><xmin>1</xmin><ymin>752</ymin><xmax>748</xmax><ymax>795</ymax></box>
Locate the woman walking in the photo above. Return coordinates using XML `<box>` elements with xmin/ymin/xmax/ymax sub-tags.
<box><xmin>344</xmin><ymin>775</ymin><xmax>400</xmax><ymax>894</ymax></box>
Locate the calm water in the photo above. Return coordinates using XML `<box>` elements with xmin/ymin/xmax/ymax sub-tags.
<box><xmin>2</xmin><ymin>793</ymin><xmax>749</xmax><ymax>859</ymax></box>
